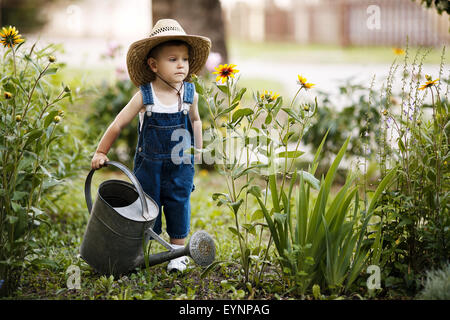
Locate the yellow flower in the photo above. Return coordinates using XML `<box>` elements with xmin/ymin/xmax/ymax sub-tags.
<box><xmin>382</xmin><ymin>109</ymin><xmax>388</xmax><ymax>116</ymax></box>
<box><xmin>4</xmin><ymin>91</ymin><xmax>12</xmax><ymax>99</ymax></box>
<box><xmin>48</xmin><ymin>55</ymin><xmax>56</xmax><ymax>63</ymax></box>
<box><xmin>53</xmin><ymin>115</ymin><xmax>61</xmax><ymax>123</ymax></box>
<box><xmin>303</xmin><ymin>105</ymin><xmax>310</xmax><ymax>112</ymax></box>
<box><xmin>419</xmin><ymin>78</ymin><xmax>439</xmax><ymax>90</ymax></box>
<box><xmin>297</xmin><ymin>75</ymin><xmax>307</xmax><ymax>85</ymax></box>
<box><xmin>0</xmin><ymin>26</ymin><xmax>25</xmax><ymax>48</ymax></box>
<box><xmin>15</xmin><ymin>115</ymin><xmax>22</xmax><ymax>122</ymax></box>
<box><xmin>297</xmin><ymin>74</ymin><xmax>315</xmax><ymax>90</ymax></box>
<box><xmin>392</xmin><ymin>48</ymin><xmax>405</xmax><ymax>55</ymax></box>
<box><xmin>303</xmin><ymin>82</ymin><xmax>315</xmax><ymax>89</ymax></box>
<box><xmin>260</xmin><ymin>90</ymin><xmax>280</xmax><ymax>102</ymax></box>
<box><xmin>213</xmin><ymin>64</ymin><xmax>239</xmax><ymax>83</ymax></box>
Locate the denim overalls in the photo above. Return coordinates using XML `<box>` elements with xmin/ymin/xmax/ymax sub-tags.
<box><xmin>133</xmin><ymin>81</ymin><xmax>195</xmax><ymax>239</ymax></box>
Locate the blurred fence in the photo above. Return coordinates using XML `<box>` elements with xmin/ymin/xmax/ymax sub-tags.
<box><xmin>225</xmin><ymin>0</ymin><xmax>449</xmax><ymax>47</ymax></box>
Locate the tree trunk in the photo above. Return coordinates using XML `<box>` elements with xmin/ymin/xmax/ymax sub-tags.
<box><xmin>152</xmin><ymin>0</ymin><xmax>228</xmax><ymax>64</ymax></box>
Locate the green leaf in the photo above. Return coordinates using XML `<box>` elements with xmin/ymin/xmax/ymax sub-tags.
<box><xmin>216</xmin><ymin>101</ymin><xmax>239</xmax><ymax>119</ymax></box>
<box><xmin>367</xmin><ymin>168</ymin><xmax>397</xmax><ymax>214</ymax></box>
<box><xmin>231</xmin><ymin>108</ymin><xmax>253</xmax><ymax>123</ymax></box>
<box><xmin>242</xmin><ymin>223</ymin><xmax>257</xmax><ymax>237</ymax></box>
<box><xmin>24</xmin><ymin>129</ymin><xmax>44</xmax><ymax>147</ymax></box>
<box><xmin>12</xmin><ymin>191</ymin><xmax>28</xmax><ymax>201</ymax></box>
<box><xmin>282</xmin><ymin>131</ymin><xmax>295</xmax><ymax>145</ymax></box>
<box><xmin>7</xmin><ymin>215</ymin><xmax>19</xmax><ymax>224</ymax></box>
<box><xmin>228</xmin><ymin>227</ymin><xmax>244</xmax><ymax>240</ymax></box>
<box><xmin>193</xmin><ymin>80</ymin><xmax>204</xmax><ymax>95</ymax></box>
<box><xmin>43</xmin><ymin>67</ymin><xmax>58</xmax><ymax>76</ymax></box>
<box><xmin>397</xmin><ymin>138</ymin><xmax>406</xmax><ymax>153</ymax></box>
<box><xmin>44</xmin><ymin>110</ymin><xmax>59</xmax><ymax>128</ymax></box>
<box><xmin>247</xmin><ymin>185</ymin><xmax>262</xmax><ymax>198</ymax></box>
<box><xmin>200</xmin><ymin>260</ymin><xmax>227</xmax><ymax>278</ymax></box>
<box><xmin>298</xmin><ymin>170</ymin><xmax>320</xmax><ymax>190</ymax></box>
<box><xmin>230</xmin><ymin>198</ymin><xmax>244</xmax><ymax>215</ymax></box>
<box><xmin>11</xmin><ymin>201</ymin><xmax>22</xmax><ymax>213</ymax></box>
<box><xmin>276</xmin><ymin>150</ymin><xmax>304</xmax><ymax>158</ymax></box>
<box><xmin>232</xmin><ymin>88</ymin><xmax>247</xmax><ymax>104</ymax></box>
<box><xmin>251</xmin><ymin>209</ymin><xmax>264</xmax><ymax>221</ymax></box>
<box><xmin>281</xmin><ymin>107</ymin><xmax>302</xmax><ymax>122</ymax></box>
<box><xmin>31</xmin><ymin>258</ymin><xmax>58</xmax><ymax>269</ymax></box>
<box><xmin>310</xmin><ymin>129</ymin><xmax>330</xmax><ymax>175</ymax></box>
<box><xmin>217</xmin><ymin>84</ymin><xmax>229</xmax><ymax>95</ymax></box>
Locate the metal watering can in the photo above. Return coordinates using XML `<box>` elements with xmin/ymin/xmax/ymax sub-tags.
<box><xmin>80</xmin><ymin>161</ymin><xmax>215</xmax><ymax>277</ymax></box>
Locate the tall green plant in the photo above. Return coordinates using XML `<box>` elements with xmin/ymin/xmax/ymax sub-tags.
<box><xmin>251</xmin><ymin>135</ymin><xmax>396</xmax><ymax>294</ymax></box>
<box><xmin>375</xmin><ymin>45</ymin><xmax>449</xmax><ymax>294</ymax></box>
<box><xmin>194</xmin><ymin>68</ymin><xmax>318</xmax><ymax>285</ymax></box>
<box><xmin>0</xmin><ymin>29</ymin><xmax>75</xmax><ymax>296</ymax></box>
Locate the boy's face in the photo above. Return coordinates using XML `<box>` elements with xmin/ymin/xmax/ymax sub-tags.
<box><xmin>148</xmin><ymin>44</ymin><xmax>189</xmax><ymax>83</ymax></box>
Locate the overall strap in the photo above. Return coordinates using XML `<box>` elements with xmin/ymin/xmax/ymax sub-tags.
<box><xmin>140</xmin><ymin>83</ymin><xmax>154</xmax><ymax>105</ymax></box>
<box><xmin>183</xmin><ymin>82</ymin><xmax>195</xmax><ymax>104</ymax></box>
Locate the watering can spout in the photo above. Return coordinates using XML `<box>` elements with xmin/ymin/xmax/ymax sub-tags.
<box><xmin>137</xmin><ymin>230</ymin><xmax>216</xmax><ymax>268</ymax></box>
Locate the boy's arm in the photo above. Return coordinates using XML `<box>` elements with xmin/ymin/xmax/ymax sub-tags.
<box><xmin>91</xmin><ymin>91</ymin><xmax>144</xmax><ymax>169</ymax></box>
<box><xmin>189</xmin><ymin>92</ymin><xmax>203</xmax><ymax>164</ymax></box>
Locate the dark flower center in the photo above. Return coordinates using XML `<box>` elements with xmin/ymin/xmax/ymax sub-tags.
<box><xmin>221</xmin><ymin>68</ymin><xmax>231</xmax><ymax>76</ymax></box>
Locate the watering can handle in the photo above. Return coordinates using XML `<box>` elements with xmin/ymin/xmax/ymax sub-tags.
<box><xmin>84</xmin><ymin>161</ymin><xmax>151</xmax><ymax>221</ymax></box>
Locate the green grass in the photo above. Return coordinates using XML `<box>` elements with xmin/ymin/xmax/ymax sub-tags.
<box><xmin>228</xmin><ymin>38</ymin><xmax>449</xmax><ymax>64</ymax></box>
<box><xmin>9</xmin><ymin>170</ymin><xmax>275</xmax><ymax>300</ymax></box>
<box><xmin>7</xmin><ymin>168</ymin><xmax>363</xmax><ymax>300</ymax></box>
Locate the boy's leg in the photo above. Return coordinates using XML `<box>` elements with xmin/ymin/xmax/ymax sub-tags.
<box><xmin>161</xmin><ymin>161</ymin><xmax>194</xmax><ymax>272</ymax></box>
<box><xmin>161</xmin><ymin>161</ymin><xmax>193</xmax><ymax>241</ymax></box>
<box><xmin>170</xmin><ymin>238</ymin><xmax>185</xmax><ymax>246</ymax></box>
<box><xmin>134</xmin><ymin>158</ymin><xmax>163</xmax><ymax>234</ymax></box>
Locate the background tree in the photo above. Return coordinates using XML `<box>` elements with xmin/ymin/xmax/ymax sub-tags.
<box><xmin>412</xmin><ymin>0</ymin><xmax>450</xmax><ymax>15</ymax></box>
<box><xmin>152</xmin><ymin>0</ymin><xmax>228</xmax><ymax>63</ymax></box>
<box><xmin>0</xmin><ymin>0</ymin><xmax>71</xmax><ymax>33</ymax></box>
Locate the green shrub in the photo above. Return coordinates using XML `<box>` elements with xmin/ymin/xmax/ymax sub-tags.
<box><xmin>303</xmin><ymin>79</ymin><xmax>382</xmax><ymax>166</ymax></box>
<box><xmin>194</xmin><ymin>67</ymin><xmax>318</xmax><ymax>285</ymax></box>
<box><xmin>374</xmin><ymin>46</ymin><xmax>449</xmax><ymax>295</ymax></box>
<box><xmin>86</xmin><ymin>79</ymin><xmax>138</xmax><ymax>168</ymax></box>
<box><xmin>0</xmin><ymin>27</ymin><xmax>85</xmax><ymax>296</ymax></box>
<box><xmin>416</xmin><ymin>262</ymin><xmax>450</xmax><ymax>300</ymax></box>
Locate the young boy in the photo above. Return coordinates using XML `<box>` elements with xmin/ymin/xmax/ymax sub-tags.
<box><xmin>91</xmin><ymin>19</ymin><xmax>211</xmax><ymax>272</ymax></box>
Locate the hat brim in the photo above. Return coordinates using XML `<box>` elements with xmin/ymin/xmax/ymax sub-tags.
<box><xmin>126</xmin><ymin>34</ymin><xmax>211</xmax><ymax>87</ymax></box>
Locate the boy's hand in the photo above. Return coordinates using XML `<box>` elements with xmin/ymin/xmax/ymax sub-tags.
<box><xmin>91</xmin><ymin>152</ymin><xmax>109</xmax><ymax>170</ymax></box>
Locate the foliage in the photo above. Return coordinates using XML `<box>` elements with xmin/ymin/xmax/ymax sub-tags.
<box><xmin>411</xmin><ymin>0</ymin><xmax>450</xmax><ymax>15</ymax></box>
<box><xmin>303</xmin><ymin>79</ymin><xmax>382</xmax><ymax>167</ymax></box>
<box><xmin>85</xmin><ymin>78</ymin><xmax>138</xmax><ymax>167</ymax></box>
<box><xmin>250</xmin><ymin>135</ymin><xmax>396</xmax><ymax>295</ymax></box>
<box><xmin>0</xmin><ymin>0</ymin><xmax>64</xmax><ymax>33</ymax></box>
<box><xmin>0</xmin><ymin>32</ymin><xmax>85</xmax><ymax>296</ymax></box>
<box><xmin>416</xmin><ymin>262</ymin><xmax>450</xmax><ymax>300</ymax></box>
<box><xmin>374</xmin><ymin>45</ymin><xmax>449</xmax><ymax>295</ymax></box>
<box><xmin>194</xmin><ymin>69</ymin><xmax>318</xmax><ymax>285</ymax></box>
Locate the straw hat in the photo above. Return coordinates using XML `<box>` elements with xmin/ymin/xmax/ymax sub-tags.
<box><xmin>126</xmin><ymin>19</ymin><xmax>211</xmax><ymax>87</ymax></box>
